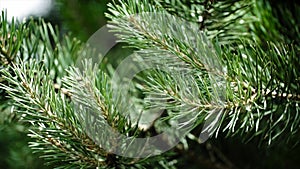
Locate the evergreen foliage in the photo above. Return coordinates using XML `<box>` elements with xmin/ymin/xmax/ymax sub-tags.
<box><xmin>0</xmin><ymin>0</ymin><xmax>299</xmax><ymax>168</ymax></box>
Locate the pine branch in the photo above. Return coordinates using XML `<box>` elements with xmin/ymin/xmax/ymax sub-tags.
<box><xmin>154</xmin><ymin>0</ymin><xmax>254</xmax><ymax>42</ymax></box>
<box><xmin>106</xmin><ymin>0</ymin><xmax>300</xmax><ymax>146</ymax></box>
<box><xmin>218</xmin><ymin>42</ymin><xmax>300</xmax><ymax>145</ymax></box>
<box><xmin>0</xmin><ymin>60</ymin><xmax>108</xmax><ymax>168</ymax></box>
<box><xmin>1</xmin><ymin>10</ymin><xmax>177</xmax><ymax>168</ymax></box>
<box><xmin>1</xmin><ymin>1</ymin><xmax>300</xmax><ymax>168</ymax></box>
<box><xmin>1</xmin><ymin>58</ymin><xmax>177</xmax><ymax>168</ymax></box>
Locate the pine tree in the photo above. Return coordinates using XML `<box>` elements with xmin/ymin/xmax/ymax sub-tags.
<box><xmin>0</xmin><ymin>0</ymin><xmax>299</xmax><ymax>168</ymax></box>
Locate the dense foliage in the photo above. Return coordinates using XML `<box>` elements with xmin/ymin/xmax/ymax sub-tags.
<box><xmin>0</xmin><ymin>0</ymin><xmax>299</xmax><ymax>168</ymax></box>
